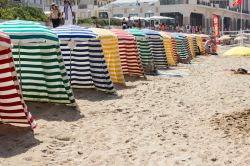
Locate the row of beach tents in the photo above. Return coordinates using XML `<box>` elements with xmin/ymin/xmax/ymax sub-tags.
<box><xmin>0</xmin><ymin>20</ymin><xmax>207</xmax><ymax>130</ymax></box>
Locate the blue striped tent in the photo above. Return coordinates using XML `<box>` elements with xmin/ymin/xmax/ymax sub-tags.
<box><xmin>52</xmin><ymin>25</ymin><xmax>114</xmax><ymax>92</ymax></box>
<box><xmin>141</xmin><ymin>29</ymin><xmax>168</xmax><ymax>69</ymax></box>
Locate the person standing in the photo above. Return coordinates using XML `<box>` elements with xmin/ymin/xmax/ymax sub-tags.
<box><xmin>127</xmin><ymin>16</ymin><xmax>133</xmax><ymax>29</ymax></box>
<box><xmin>61</xmin><ymin>0</ymin><xmax>74</xmax><ymax>25</ymax></box>
<box><xmin>121</xmin><ymin>18</ymin><xmax>127</xmax><ymax>29</ymax></box>
<box><xmin>161</xmin><ymin>22</ymin><xmax>166</xmax><ymax>31</ymax></box>
<box><xmin>50</xmin><ymin>3</ymin><xmax>61</xmax><ymax>28</ymax></box>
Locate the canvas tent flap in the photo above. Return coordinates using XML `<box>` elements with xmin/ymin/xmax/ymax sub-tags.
<box><xmin>0</xmin><ymin>20</ymin><xmax>76</xmax><ymax>105</ymax></box>
<box><xmin>159</xmin><ymin>32</ymin><xmax>178</xmax><ymax>65</ymax></box>
<box><xmin>126</xmin><ymin>29</ymin><xmax>153</xmax><ymax>66</ymax></box>
<box><xmin>0</xmin><ymin>31</ymin><xmax>36</xmax><ymax>129</ymax></box>
<box><xmin>141</xmin><ymin>29</ymin><xmax>168</xmax><ymax>68</ymax></box>
<box><xmin>52</xmin><ymin>25</ymin><xmax>115</xmax><ymax>92</ymax></box>
<box><xmin>110</xmin><ymin>29</ymin><xmax>144</xmax><ymax>76</ymax></box>
<box><xmin>90</xmin><ymin>28</ymin><xmax>125</xmax><ymax>84</ymax></box>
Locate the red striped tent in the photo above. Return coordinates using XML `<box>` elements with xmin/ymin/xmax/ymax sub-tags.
<box><xmin>110</xmin><ymin>29</ymin><xmax>144</xmax><ymax>77</ymax></box>
<box><xmin>0</xmin><ymin>31</ymin><xmax>36</xmax><ymax>130</ymax></box>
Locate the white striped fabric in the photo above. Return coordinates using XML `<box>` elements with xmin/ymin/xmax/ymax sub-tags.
<box><xmin>141</xmin><ymin>29</ymin><xmax>168</xmax><ymax>69</ymax></box>
<box><xmin>0</xmin><ymin>31</ymin><xmax>36</xmax><ymax>130</ymax></box>
<box><xmin>110</xmin><ymin>29</ymin><xmax>144</xmax><ymax>76</ymax></box>
<box><xmin>52</xmin><ymin>25</ymin><xmax>115</xmax><ymax>92</ymax></box>
<box><xmin>0</xmin><ymin>20</ymin><xmax>76</xmax><ymax>105</ymax></box>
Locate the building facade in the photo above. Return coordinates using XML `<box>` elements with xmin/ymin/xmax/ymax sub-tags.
<box><xmin>100</xmin><ymin>0</ymin><xmax>250</xmax><ymax>33</ymax></box>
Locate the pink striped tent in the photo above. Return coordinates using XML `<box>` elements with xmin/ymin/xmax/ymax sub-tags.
<box><xmin>110</xmin><ymin>29</ymin><xmax>144</xmax><ymax>77</ymax></box>
<box><xmin>0</xmin><ymin>31</ymin><xmax>36</xmax><ymax>130</ymax></box>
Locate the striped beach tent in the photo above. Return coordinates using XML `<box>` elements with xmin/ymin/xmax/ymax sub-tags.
<box><xmin>0</xmin><ymin>20</ymin><xmax>75</xmax><ymax>105</ymax></box>
<box><xmin>159</xmin><ymin>32</ymin><xmax>178</xmax><ymax>66</ymax></box>
<box><xmin>110</xmin><ymin>29</ymin><xmax>144</xmax><ymax>77</ymax></box>
<box><xmin>171</xmin><ymin>33</ymin><xmax>191</xmax><ymax>64</ymax></box>
<box><xmin>90</xmin><ymin>28</ymin><xmax>125</xmax><ymax>84</ymax></box>
<box><xmin>196</xmin><ymin>35</ymin><xmax>206</xmax><ymax>55</ymax></box>
<box><xmin>141</xmin><ymin>29</ymin><xmax>168</xmax><ymax>69</ymax></box>
<box><xmin>191</xmin><ymin>35</ymin><xmax>199</xmax><ymax>54</ymax></box>
<box><xmin>184</xmin><ymin>34</ymin><xmax>196</xmax><ymax>58</ymax></box>
<box><xmin>0</xmin><ymin>31</ymin><xmax>36</xmax><ymax>129</ymax></box>
<box><xmin>126</xmin><ymin>29</ymin><xmax>153</xmax><ymax>67</ymax></box>
<box><xmin>52</xmin><ymin>25</ymin><xmax>114</xmax><ymax>92</ymax></box>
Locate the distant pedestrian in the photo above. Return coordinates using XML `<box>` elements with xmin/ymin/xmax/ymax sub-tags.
<box><xmin>61</xmin><ymin>0</ymin><xmax>74</xmax><ymax>25</ymax></box>
<box><xmin>121</xmin><ymin>18</ymin><xmax>127</xmax><ymax>29</ymax></box>
<box><xmin>50</xmin><ymin>3</ymin><xmax>61</xmax><ymax>28</ymax></box>
<box><xmin>127</xmin><ymin>16</ymin><xmax>133</xmax><ymax>29</ymax></box>
<box><xmin>155</xmin><ymin>21</ymin><xmax>160</xmax><ymax>31</ymax></box>
<box><xmin>186</xmin><ymin>24</ymin><xmax>191</xmax><ymax>33</ymax></box>
<box><xmin>161</xmin><ymin>22</ymin><xmax>166</xmax><ymax>31</ymax></box>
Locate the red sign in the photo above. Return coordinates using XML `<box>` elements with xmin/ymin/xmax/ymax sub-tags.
<box><xmin>213</xmin><ymin>15</ymin><xmax>220</xmax><ymax>45</ymax></box>
<box><xmin>232</xmin><ymin>0</ymin><xmax>242</xmax><ymax>7</ymax></box>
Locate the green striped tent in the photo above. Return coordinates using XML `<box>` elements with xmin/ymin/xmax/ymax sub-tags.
<box><xmin>0</xmin><ymin>20</ymin><xmax>75</xmax><ymax>105</ymax></box>
<box><xmin>126</xmin><ymin>29</ymin><xmax>153</xmax><ymax>67</ymax></box>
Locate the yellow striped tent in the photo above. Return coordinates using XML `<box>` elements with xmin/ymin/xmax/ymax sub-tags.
<box><xmin>90</xmin><ymin>28</ymin><xmax>125</xmax><ymax>84</ymax></box>
<box><xmin>160</xmin><ymin>32</ymin><xmax>178</xmax><ymax>66</ymax></box>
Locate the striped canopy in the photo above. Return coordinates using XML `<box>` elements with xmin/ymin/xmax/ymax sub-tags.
<box><xmin>0</xmin><ymin>20</ymin><xmax>75</xmax><ymax>105</ymax></box>
<box><xmin>0</xmin><ymin>31</ymin><xmax>36</xmax><ymax>129</ymax></box>
<box><xmin>141</xmin><ymin>29</ymin><xmax>168</xmax><ymax>68</ymax></box>
<box><xmin>90</xmin><ymin>28</ymin><xmax>125</xmax><ymax>84</ymax></box>
<box><xmin>126</xmin><ymin>29</ymin><xmax>153</xmax><ymax>67</ymax></box>
<box><xmin>159</xmin><ymin>32</ymin><xmax>178</xmax><ymax>66</ymax></box>
<box><xmin>170</xmin><ymin>33</ymin><xmax>191</xmax><ymax>63</ymax></box>
<box><xmin>110</xmin><ymin>29</ymin><xmax>144</xmax><ymax>77</ymax></box>
<box><xmin>52</xmin><ymin>25</ymin><xmax>114</xmax><ymax>92</ymax></box>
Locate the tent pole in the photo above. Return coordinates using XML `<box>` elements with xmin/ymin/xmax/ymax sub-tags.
<box><xmin>240</xmin><ymin>1</ymin><xmax>243</xmax><ymax>46</ymax></box>
<box><xmin>18</xmin><ymin>41</ymin><xmax>22</xmax><ymax>93</ymax></box>
<box><xmin>70</xmin><ymin>48</ymin><xmax>72</xmax><ymax>85</ymax></box>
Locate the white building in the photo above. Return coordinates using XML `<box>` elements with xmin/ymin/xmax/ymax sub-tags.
<box><xmin>99</xmin><ymin>0</ymin><xmax>250</xmax><ymax>32</ymax></box>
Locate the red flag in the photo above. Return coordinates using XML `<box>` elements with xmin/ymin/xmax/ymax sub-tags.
<box><xmin>232</xmin><ymin>0</ymin><xmax>242</xmax><ymax>7</ymax></box>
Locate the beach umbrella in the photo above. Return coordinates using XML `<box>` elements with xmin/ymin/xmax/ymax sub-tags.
<box><xmin>159</xmin><ymin>32</ymin><xmax>178</xmax><ymax>65</ymax></box>
<box><xmin>52</xmin><ymin>25</ymin><xmax>115</xmax><ymax>92</ymax></box>
<box><xmin>224</xmin><ymin>46</ymin><xmax>250</xmax><ymax>56</ymax></box>
<box><xmin>147</xmin><ymin>16</ymin><xmax>174</xmax><ymax>20</ymax></box>
<box><xmin>110</xmin><ymin>29</ymin><xmax>144</xmax><ymax>76</ymax></box>
<box><xmin>126</xmin><ymin>29</ymin><xmax>154</xmax><ymax>67</ymax></box>
<box><xmin>0</xmin><ymin>31</ymin><xmax>36</xmax><ymax>130</ymax></box>
<box><xmin>90</xmin><ymin>28</ymin><xmax>125</xmax><ymax>84</ymax></box>
<box><xmin>219</xmin><ymin>35</ymin><xmax>231</xmax><ymax>41</ymax></box>
<box><xmin>0</xmin><ymin>20</ymin><xmax>76</xmax><ymax>105</ymax></box>
<box><xmin>141</xmin><ymin>29</ymin><xmax>168</xmax><ymax>68</ymax></box>
<box><xmin>234</xmin><ymin>35</ymin><xmax>248</xmax><ymax>41</ymax></box>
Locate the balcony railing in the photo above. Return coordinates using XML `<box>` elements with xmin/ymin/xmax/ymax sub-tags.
<box><xmin>197</xmin><ymin>1</ymin><xmax>249</xmax><ymax>14</ymax></box>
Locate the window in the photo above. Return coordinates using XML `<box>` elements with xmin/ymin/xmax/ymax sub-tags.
<box><xmin>145</xmin><ymin>13</ymin><xmax>154</xmax><ymax>18</ymax></box>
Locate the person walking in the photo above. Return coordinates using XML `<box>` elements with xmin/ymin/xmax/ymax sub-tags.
<box><xmin>50</xmin><ymin>3</ymin><xmax>61</xmax><ymax>28</ymax></box>
<box><xmin>61</xmin><ymin>0</ymin><xmax>74</xmax><ymax>25</ymax></box>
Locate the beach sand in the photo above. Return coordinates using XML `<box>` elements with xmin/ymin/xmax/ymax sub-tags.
<box><xmin>0</xmin><ymin>47</ymin><xmax>250</xmax><ymax>165</ymax></box>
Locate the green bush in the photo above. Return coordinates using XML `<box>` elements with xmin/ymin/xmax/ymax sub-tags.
<box><xmin>78</xmin><ymin>18</ymin><xmax>121</xmax><ymax>27</ymax></box>
<box><xmin>0</xmin><ymin>5</ymin><xmax>48</xmax><ymax>22</ymax></box>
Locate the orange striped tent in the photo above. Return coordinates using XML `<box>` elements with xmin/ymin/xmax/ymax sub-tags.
<box><xmin>0</xmin><ymin>31</ymin><xmax>36</xmax><ymax>130</ymax></box>
<box><xmin>110</xmin><ymin>29</ymin><xmax>144</xmax><ymax>77</ymax></box>
<box><xmin>90</xmin><ymin>28</ymin><xmax>125</xmax><ymax>84</ymax></box>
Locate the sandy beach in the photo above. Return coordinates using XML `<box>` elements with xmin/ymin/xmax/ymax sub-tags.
<box><xmin>0</xmin><ymin>47</ymin><xmax>250</xmax><ymax>165</ymax></box>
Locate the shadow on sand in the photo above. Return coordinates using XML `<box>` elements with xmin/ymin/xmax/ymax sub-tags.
<box><xmin>73</xmin><ymin>88</ymin><xmax>122</xmax><ymax>101</ymax></box>
<box><xmin>27</xmin><ymin>102</ymin><xmax>83</xmax><ymax>122</ymax></box>
<box><xmin>0</xmin><ymin>124</ymin><xmax>41</xmax><ymax>158</ymax></box>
